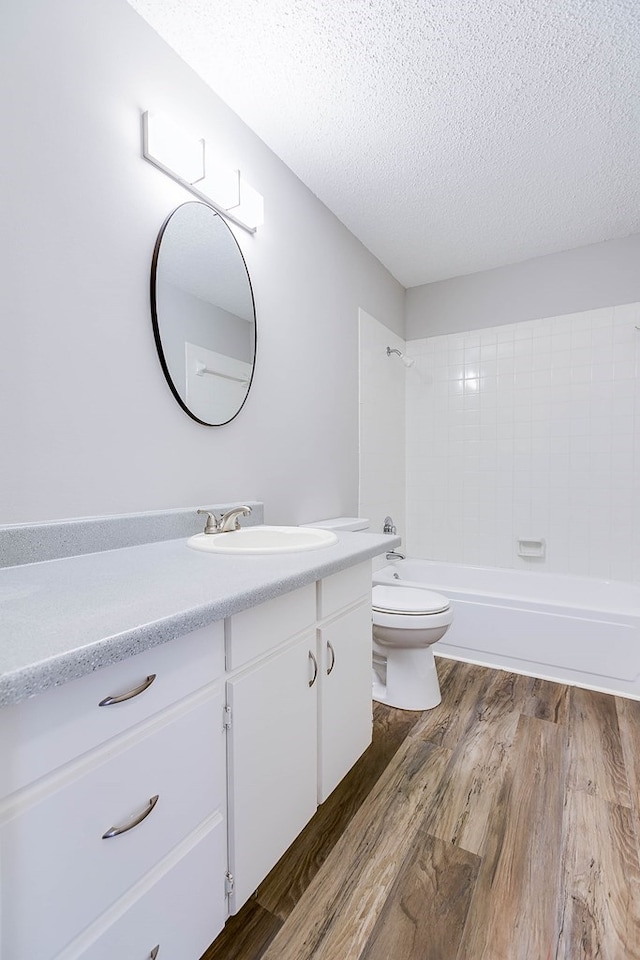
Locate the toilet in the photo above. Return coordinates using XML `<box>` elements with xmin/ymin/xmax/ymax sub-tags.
<box><xmin>372</xmin><ymin>584</ymin><xmax>453</xmax><ymax>710</ymax></box>
<box><xmin>303</xmin><ymin>516</ymin><xmax>454</xmax><ymax>712</ymax></box>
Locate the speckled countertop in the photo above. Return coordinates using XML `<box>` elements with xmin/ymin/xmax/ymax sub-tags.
<box><xmin>0</xmin><ymin>530</ymin><xmax>398</xmax><ymax>707</ymax></box>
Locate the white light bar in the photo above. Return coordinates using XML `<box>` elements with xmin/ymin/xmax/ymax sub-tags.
<box><xmin>141</xmin><ymin>110</ymin><xmax>263</xmax><ymax>233</ymax></box>
<box><xmin>142</xmin><ymin>110</ymin><xmax>204</xmax><ymax>185</ymax></box>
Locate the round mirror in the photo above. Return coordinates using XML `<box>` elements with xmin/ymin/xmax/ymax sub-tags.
<box><xmin>151</xmin><ymin>202</ymin><xmax>256</xmax><ymax>425</ymax></box>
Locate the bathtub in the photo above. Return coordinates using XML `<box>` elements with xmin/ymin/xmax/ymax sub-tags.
<box><xmin>373</xmin><ymin>559</ymin><xmax>640</xmax><ymax>699</ymax></box>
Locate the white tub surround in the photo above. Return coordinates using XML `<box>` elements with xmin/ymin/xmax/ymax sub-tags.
<box><xmin>374</xmin><ymin>559</ymin><xmax>640</xmax><ymax>699</ymax></box>
<box><xmin>405</xmin><ymin>302</ymin><xmax>640</xmax><ymax>581</ymax></box>
<box><xmin>358</xmin><ymin>309</ymin><xmax>406</xmax><ymax>553</ymax></box>
<box><xmin>0</xmin><ymin>506</ymin><xmax>398</xmax><ymax>706</ymax></box>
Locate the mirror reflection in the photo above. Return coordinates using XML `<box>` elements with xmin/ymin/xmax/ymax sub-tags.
<box><xmin>151</xmin><ymin>201</ymin><xmax>256</xmax><ymax>425</ymax></box>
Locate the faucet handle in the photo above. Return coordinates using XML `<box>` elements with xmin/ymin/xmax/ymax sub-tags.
<box><xmin>383</xmin><ymin>516</ymin><xmax>397</xmax><ymax>535</ymax></box>
<box><xmin>197</xmin><ymin>509</ymin><xmax>221</xmax><ymax>535</ymax></box>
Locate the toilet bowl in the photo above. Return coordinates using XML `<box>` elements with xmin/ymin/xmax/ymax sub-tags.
<box><xmin>372</xmin><ymin>584</ymin><xmax>453</xmax><ymax>710</ymax></box>
<box><xmin>301</xmin><ymin>516</ymin><xmax>453</xmax><ymax>711</ymax></box>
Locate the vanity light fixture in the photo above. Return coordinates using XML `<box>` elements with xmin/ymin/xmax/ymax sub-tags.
<box><xmin>235</xmin><ymin>178</ymin><xmax>264</xmax><ymax>230</ymax></box>
<box><xmin>142</xmin><ymin>111</ymin><xmax>205</xmax><ymax>187</ymax></box>
<box><xmin>142</xmin><ymin>110</ymin><xmax>263</xmax><ymax>232</ymax></box>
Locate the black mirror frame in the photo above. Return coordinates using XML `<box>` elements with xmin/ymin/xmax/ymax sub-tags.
<box><xmin>150</xmin><ymin>202</ymin><xmax>257</xmax><ymax>426</ymax></box>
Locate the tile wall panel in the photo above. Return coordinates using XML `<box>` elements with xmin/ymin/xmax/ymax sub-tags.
<box><xmin>405</xmin><ymin>303</ymin><xmax>640</xmax><ymax>580</ymax></box>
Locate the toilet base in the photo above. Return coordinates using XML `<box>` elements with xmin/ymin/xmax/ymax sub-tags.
<box><xmin>371</xmin><ymin>647</ymin><xmax>442</xmax><ymax>711</ymax></box>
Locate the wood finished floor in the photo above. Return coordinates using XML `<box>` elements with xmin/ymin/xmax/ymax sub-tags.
<box><xmin>201</xmin><ymin>659</ymin><xmax>640</xmax><ymax>960</ymax></box>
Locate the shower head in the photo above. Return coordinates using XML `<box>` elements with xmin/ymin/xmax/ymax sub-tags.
<box><xmin>386</xmin><ymin>346</ymin><xmax>414</xmax><ymax>368</ymax></box>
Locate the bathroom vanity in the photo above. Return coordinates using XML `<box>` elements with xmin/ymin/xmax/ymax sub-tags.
<box><xmin>0</xmin><ymin>509</ymin><xmax>398</xmax><ymax>959</ymax></box>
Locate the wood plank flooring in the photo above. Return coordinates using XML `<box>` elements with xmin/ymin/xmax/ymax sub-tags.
<box><xmin>201</xmin><ymin>659</ymin><xmax>640</xmax><ymax>960</ymax></box>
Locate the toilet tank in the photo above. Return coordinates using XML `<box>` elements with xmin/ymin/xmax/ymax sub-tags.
<box><xmin>302</xmin><ymin>517</ymin><xmax>370</xmax><ymax>532</ymax></box>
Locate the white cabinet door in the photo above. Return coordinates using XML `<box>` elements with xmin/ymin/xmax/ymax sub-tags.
<box><xmin>318</xmin><ymin>601</ymin><xmax>373</xmax><ymax>803</ymax></box>
<box><xmin>226</xmin><ymin>632</ymin><xmax>318</xmax><ymax>913</ymax></box>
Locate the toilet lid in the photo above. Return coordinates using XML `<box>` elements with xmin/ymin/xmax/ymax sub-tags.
<box><xmin>372</xmin><ymin>584</ymin><xmax>450</xmax><ymax>615</ymax></box>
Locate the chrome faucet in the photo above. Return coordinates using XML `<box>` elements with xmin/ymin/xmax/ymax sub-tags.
<box><xmin>386</xmin><ymin>549</ymin><xmax>406</xmax><ymax>561</ymax></box>
<box><xmin>197</xmin><ymin>505</ymin><xmax>252</xmax><ymax>535</ymax></box>
<box><xmin>383</xmin><ymin>516</ymin><xmax>397</xmax><ymax>535</ymax></box>
<box><xmin>219</xmin><ymin>505</ymin><xmax>252</xmax><ymax>532</ymax></box>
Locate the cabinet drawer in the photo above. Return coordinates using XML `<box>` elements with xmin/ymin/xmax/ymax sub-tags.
<box><xmin>225</xmin><ymin>582</ymin><xmax>315</xmax><ymax>671</ymax></box>
<box><xmin>0</xmin><ymin>689</ymin><xmax>224</xmax><ymax>960</ymax></box>
<box><xmin>61</xmin><ymin>819</ymin><xmax>227</xmax><ymax>960</ymax></box>
<box><xmin>317</xmin><ymin>562</ymin><xmax>371</xmax><ymax>620</ymax></box>
<box><xmin>0</xmin><ymin>622</ymin><xmax>224</xmax><ymax>799</ymax></box>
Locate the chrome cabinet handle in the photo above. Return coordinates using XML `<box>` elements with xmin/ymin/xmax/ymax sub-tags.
<box><xmin>150</xmin><ymin>947</ymin><xmax>160</xmax><ymax>959</ymax></box>
<box><xmin>308</xmin><ymin>651</ymin><xmax>318</xmax><ymax>687</ymax></box>
<box><xmin>101</xmin><ymin>795</ymin><xmax>159</xmax><ymax>839</ymax></box>
<box><xmin>98</xmin><ymin>674</ymin><xmax>156</xmax><ymax>707</ymax></box>
<box><xmin>326</xmin><ymin>641</ymin><xmax>336</xmax><ymax>675</ymax></box>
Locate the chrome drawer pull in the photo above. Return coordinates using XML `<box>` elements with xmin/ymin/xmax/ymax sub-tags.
<box><xmin>326</xmin><ymin>641</ymin><xmax>336</xmax><ymax>675</ymax></box>
<box><xmin>101</xmin><ymin>795</ymin><xmax>159</xmax><ymax>839</ymax></box>
<box><xmin>308</xmin><ymin>651</ymin><xmax>318</xmax><ymax>687</ymax></box>
<box><xmin>98</xmin><ymin>674</ymin><xmax>156</xmax><ymax>706</ymax></box>
<box><xmin>150</xmin><ymin>947</ymin><xmax>160</xmax><ymax>959</ymax></box>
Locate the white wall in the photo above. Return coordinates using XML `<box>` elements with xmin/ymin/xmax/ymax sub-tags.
<box><xmin>358</xmin><ymin>309</ymin><xmax>406</xmax><ymax>565</ymax></box>
<box><xmin>0</xmin><ymin>0</ymin><xmax>404</xmax><ymax>525</ymax></box>
<box><xmin>406</xmin><ymin>234</ymin><xmax>640</xmax><ymax>339</ymax></box>
<box><xmin>405</xmin><ymin>302</ymin><xmax>640</xmax><ymax>580</ymax></box>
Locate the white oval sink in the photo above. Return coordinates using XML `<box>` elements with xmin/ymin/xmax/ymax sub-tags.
<box><xmin>187</xmin><ymin>525</ymin><xmax>338</xmax><ymax>555</ymax></box>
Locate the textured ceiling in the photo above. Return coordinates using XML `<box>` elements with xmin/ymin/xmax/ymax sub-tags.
<box><xmin>158</xmin><ymin>204</ymin><xmax>254</xmax><ymax>318</ymax></box>
<box><xmin>127</xmin><ymin>0</ymin><xmax>640</xmax><ymax>288</ymax></box>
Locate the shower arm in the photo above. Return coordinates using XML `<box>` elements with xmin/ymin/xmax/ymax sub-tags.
<box><xmin>386</xmin><ymin>346</ymin><xmax>414</xmax><ymax>367</ymax></box>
